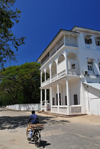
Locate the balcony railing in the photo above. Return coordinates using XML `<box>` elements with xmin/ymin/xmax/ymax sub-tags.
<box><xmin>58</xmin><ymin>70</ymin><xmax>66</xmax><ymax>78</ymax></box>
<box><xmin>41</xmin><ymin>78</ymin><xmax>50</xmax><ymax>87</ymax></box>
<box><xmin>51</xmin><ymin>74</ymin><xmax>57</xmax><ymax>82</ymax></box>
<box><xmin>68</xmin><ymin>70</ymin><xmax>80</xmax><ymax>75</ymax></box>
<box><xmin>41</xmin><ymin>70</ymin><xmax>80</xmax><ymax>87</ymax></box>
<box><xmin>70</xmin><ymin>105</ymin><xmax>81</xmax><ymax>114</ymax></box>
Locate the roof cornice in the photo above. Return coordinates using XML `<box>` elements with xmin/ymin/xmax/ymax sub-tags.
<box><xmin>37</xmin><ymin>29</ymin><xmax>79</xmax><ymax>62</ymax></box>
<box><xmin>72</xmin><ymin>26</ymin><xmax>100</xmax><ymax>34</ymax></box>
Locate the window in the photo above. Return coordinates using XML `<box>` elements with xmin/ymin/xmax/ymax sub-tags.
<box><xmin>71</xmin><ymin>64</ymin><xmax>75</xmax><ymax>69</ymax></box>
<box><xmin>85</xmin><ymin>38</ymin><xmax>92</xmax><ymax>44</ymax></box>
<box><xmin>96</xmin><ymin>40</ymin><xmax>100</xmax><ymax>46</ymax></box>
<box><xmin>99</xmin><ymin>62</ymin><xmax>100</xmax><ymax>70</ymax></box>
<box><xmin>59</xmin><ymin>93</ymin><xmax>61</xmax><ymax>105</ymax></box>
<box><xmin>74</xmin><ymin>94</ymin><xmax>78</xmax><ymax>105</ymax></box>
<box><xmin>56</xmin><ymin>93</ymin><xmax>61</xmax><ymax>105</ymax></box>
<box><xmin>87</xmin><ymin>61</ymin><xmax>93</xmax><ymax>71</ymax></box>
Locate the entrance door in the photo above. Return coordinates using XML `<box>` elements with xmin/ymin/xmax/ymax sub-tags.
<box><xmin>74</xmin><ymin>94</ymin><xmax>78</xmax><ymax>105</ymax></box>
<box><xmin>65</xmin><ymin>96</ymin><xmax>67</xmax><ymax>105</ymax></box>
<box><xmin>56</xmin><ymin>94</ymin><xmax>58</xmax><ymax>105</ymax></box>
<box><xmin>52</xmin><ymin>97</ymin><xmax>55</xmax><ymax>105</ymax></box>
<box><xmin>56</xmin><ymin>93</ymin><xmax>61</xmax><ymax>105</ymax></box>
<box><xmin>59</xmin><ymin>93</ymin><xmax>61</xmax><ymax>105</ymax></box>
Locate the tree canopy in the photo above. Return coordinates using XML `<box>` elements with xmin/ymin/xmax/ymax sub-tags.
<box><xmin>0</xmin><ymin>0</ymin><xmax>26</xmax><ymax>67</ymax></box>
<box><xmin>0</xmin><ymin>62</ymin><xmax>40</xmax><ymax>106</ymax></box>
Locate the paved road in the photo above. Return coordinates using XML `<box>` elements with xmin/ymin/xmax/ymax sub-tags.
<box><xmin>0</xmin><ymin>108</ymin><xmax>100</xmax><ymax>149</ymax></box>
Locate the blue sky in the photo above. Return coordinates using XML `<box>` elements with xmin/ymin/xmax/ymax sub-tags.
<box><xmin>6</xmin><ymin>0</ymin><xmax>100</xmax><ymax>67</ymax></box>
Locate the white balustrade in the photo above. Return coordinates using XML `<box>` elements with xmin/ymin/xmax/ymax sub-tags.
<box><xmin>70</xmin><ymin>105</ymin><xmax>81</xmax><ymax>114</ymax></box>
<box><xmin>58</xmin><ymin>70</ymin><xmax>66</xmax><ymax>78</ymax></box>
<box><xmin>51</xmin><ymin>74</ymin><xmax>57</xmax><ymax>82</ymax></box>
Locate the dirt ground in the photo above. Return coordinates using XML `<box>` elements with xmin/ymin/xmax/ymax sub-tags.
<box><xmin>0</xmin><ymin>108</ymin><xmax>100</xmax><ymax>149</ymax></box>
<box><xmin>37</xmin><ymin>112</ymin><xmax>100</xmax><ymax>126</ymax></box>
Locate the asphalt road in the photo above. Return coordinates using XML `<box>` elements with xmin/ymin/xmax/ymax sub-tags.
<box><xmin>0</xmin><ymin>108</ymin><xmax>100</xmax><ymax>149</ymax></box>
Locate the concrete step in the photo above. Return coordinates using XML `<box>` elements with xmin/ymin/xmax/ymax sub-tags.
<box><xmin>38</xmin><ymin>111</ymin><xmax>87</xmax><ymax>118</ymax></box>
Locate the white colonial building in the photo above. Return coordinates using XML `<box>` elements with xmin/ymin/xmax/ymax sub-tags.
<box><xmin>37</xmin><ymin>26</ymin><xmax>100</xmax><ymax>116</ymax></box>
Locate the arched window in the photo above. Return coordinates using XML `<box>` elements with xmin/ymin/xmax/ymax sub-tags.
<box><xmin>58</xmin><ymin>54</ymin><xmax>65</xmax><ymax>64</ymax></box>
<box><xmin>67</xmin><ymin>52</ymin><xmax>78</xmax><ymax>60</ymax></box>
<box><xmin>67</xmin><ymin>52</ymin><xmax>78</xmax><ymax>70</ymax></box>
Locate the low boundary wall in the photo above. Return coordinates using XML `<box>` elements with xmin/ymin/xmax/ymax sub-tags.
<box><xmin>6</xmin><ymin>104</ymin><xmax>41</xmax><ymax>111</ymax></box>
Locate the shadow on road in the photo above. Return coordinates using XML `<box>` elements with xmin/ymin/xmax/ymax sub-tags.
<box><xmin>39</xmin><ymin>140</ymin><xmax>51</xmax><ymax>148</ymax></box>
<box><xmin>0</xmin><ymin>115</ymin><xmax>70</xmax><ymax>130</ymax></box>
<box><xmin>29</xmin><ymin>140</ymin><xmax>51</xmax><ymax>148</ymax></box>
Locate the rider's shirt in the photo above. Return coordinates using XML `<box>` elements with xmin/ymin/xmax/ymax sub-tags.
<box><xmin>28</xmin><ymin>114</ymin><xmax>39</xmax><ymax>124</ymax></box>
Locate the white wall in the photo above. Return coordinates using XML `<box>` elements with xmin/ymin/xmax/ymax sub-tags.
<box><xmin>83</xmin><ymin>84</ymin><xmax>100</xmax><ymax>115</ymax></box>
<box><xmin>78</xmin><ymin>33</ymin><xmax>100</xmax><ymax>76</ymax></box>
<box><xmin>69</xmin><ymin>79</ymin><xmax>80</xmax><ymax>105</ymax></box>
<box><xmin>6</xmin><ymin>104</ymin><xmax>41</xmax><ymax>111</ymax></box>
<box><xmin>62</xmin><ymin>83</ymin><xmax>66</xmax><ymax>105</ymax></box>
<box><xmin>58</xmin><ymin>60</ymin><xmax>66</xmax><ymax>74</ymax></box>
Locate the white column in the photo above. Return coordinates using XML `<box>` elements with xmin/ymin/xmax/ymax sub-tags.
<box><xmin>56</xmin><ymin>59</ymin><xmax>58</xmax><ymax>79</ymax></box>
<box><xmin>41</xmin><ymin>89</ymin><xmax>42</xmax><ymax>111</ymax></box>
<box><xmin>80</xmin><ymin>80</ymin><xmax>83</xmax><ymax>113</ymax></box>
<box><xmin>64</xmin><ymin>50</ymin><xmax>68</xmax><ymax>75</ymax></box>
<box><xmin>41</xmin><ymin>72</ymin><xmax>42</xmax><ymax>84</ymax></box>
<box><xmin>50</xmin><ymin>86</ymin><xmax>52</xmax><ymax>112</ymax></box>
<box><xmin>45</xmin><ymin>88</ymin><xmax>46</xmax><ymax>111</ymax></box>
<box><xmin>66</xmin><ymin>78</ymin><xmax>70</xmax><ymax>114</ymax></box>
<box><xmin>90</xmin><ymin>36</ymin><xmax>96</xmax><ymax>49</ymax></box>
<box><xmin>44</xmin><ymin>69</ymin><xmax>46</xmax><ymax>81</ymax></box>
<box><xmin>57</xmin><ymin>82</ymin><xmax>59</xmax><ymax>113</ymax></box>
<box><xmin>49</xmin><ymin>64</ymin><xmax>52</xmax><ymax>82</ymax></box>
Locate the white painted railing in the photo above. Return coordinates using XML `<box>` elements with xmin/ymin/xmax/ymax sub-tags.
<box><xmin>52</xmin><ymin>106</ymin><xmax>58</xmax><ymax>113</ymax></box>
<box><xmin>41</xmin><ymin>81</ymin><xmax>46</xmax><ymax>87</ymax></box>
<box><xmin>70</xmin><ymin>105</ymin><xmax>81</xmax><ymax>114</ymax></box>
<box><xmin>51</xmin><ymin>74</ymin><xmax>57</xmax><ymax>82</ymax></box>
<box><xmin>58</xmin><ymin>70</ymin><xmax>66</xmax><ymax>78</ymax></box>
<box><xmin>59</xmin><ymin>106</ymin><xmax>67</xmax><ymax>114</ymax></box>
<box><xmin>68</xmin><ymin>70</ymin><xmax>80</xmax><ymax>75</ymax></box>
<box><xmin>45</xmin><ymin>78</ymin><xmax>50</xmax><ymax>85</ymax></box>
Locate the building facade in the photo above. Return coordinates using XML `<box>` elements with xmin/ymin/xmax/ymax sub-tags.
<box><xmin>37</xmin><ymin>26</ymin><xmax>100</xmax><ymax>115</ymax></box>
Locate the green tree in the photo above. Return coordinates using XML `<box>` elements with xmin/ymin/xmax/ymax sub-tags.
<box><xmin>0</xmin><ymin>0</ymin><xmax>26</xmax><ymax>67</ymax></box>
<box><xmin>0</xmin><ymin>62</ymin><xmax>40</xmax><ymax>106</ymax></box>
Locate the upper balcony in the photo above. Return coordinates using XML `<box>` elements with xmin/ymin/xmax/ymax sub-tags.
<box><xmin>41</xmin><ymin>34</ymin><xmax>78</xmax><ymax>67</ymax></box>
<box><xmin>41</xmin><ymin>52</ymin><xmax>80</xmax><ymax>87</ymax></box>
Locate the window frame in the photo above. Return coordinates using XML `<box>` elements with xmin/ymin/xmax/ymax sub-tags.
<box><xmin>98</xmin><ymin>62</ymin><xmax>100</xmax><ymax>70</ymax></box>
<box><xmin>87</xmin><ymin>61</ymin><xmax>93</xmax><ymax>71</ymax></box>
<box><xmin>96</xmin><ymin>40</ymin><xmax>100</xmax><ymax>46</ymax></box>
<box><xmin>71</xmin><ymin>63</ymin><xmax>75</xmax><ymax>69</ymax></box>
<box><xmin>85</xmin><ymin>38</ymin><xmax>92</xmax><ymax>44</ymax></box>
<box><xmin>74</xmin><ymin>94</ymin><xmax>78</xmax><ymax>105</ymax></box>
